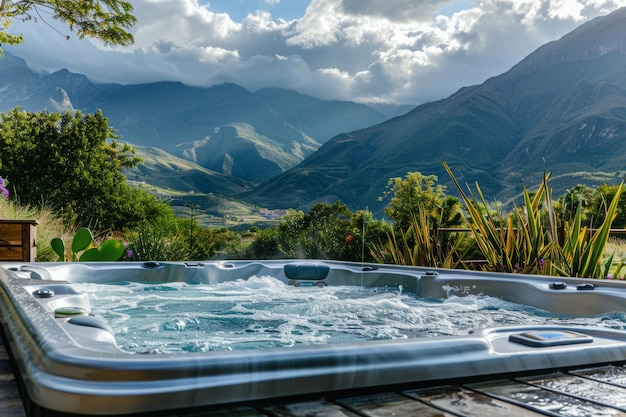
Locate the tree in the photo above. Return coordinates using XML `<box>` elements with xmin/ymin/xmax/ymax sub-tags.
<box><xmin>587</xmin><ymin>184</ymin><xmax>626</xmax><ymax>228</ymax></box>
<box><xmin>556</xmin><ymin>184</ymin><xmax>596</xmax><ymax>226</ymax></box>
<box><xmin>244</xmin><ymin>203</ymin><xmax>390</xmax><ymax>262</ymax></box>
<box><xmin>380</xmin><ymin>172</ymin><xmax>453</xmax><ymax>231</ymax></box>
<box><xmin>190</xmin><ymin>227</ymin><xmax>246</xmax><ymax>260</ymax></box>
<box><xmin>242</xmin><ymin>227</ymin><xmax>281</xmax><ymax>260</ymax></box>
<box><xmin>0</xmin><ymin>0</ymin><xmax>136</xmax><ymax>56</ymax></box>
<box><xmin>299</xmin><ymin>201</ymin><xmax>356</xmax><ymax>260</ymax></box>
<box><xmin>0</xmin><ymin>108</ymin><xmax>168</xmax><ymax>230</ymax></box>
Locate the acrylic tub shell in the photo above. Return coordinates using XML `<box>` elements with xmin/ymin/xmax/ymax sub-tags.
<box><xmin>1</xmin><ymin>261</ymin><xmax>626</xmax><ymax>415</ymax></box>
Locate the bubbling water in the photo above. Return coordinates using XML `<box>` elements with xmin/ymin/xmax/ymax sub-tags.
<box><xmin>74</xmin><ymin>276</ymin><xmax>626</xmax><ymax>354</ymax></box>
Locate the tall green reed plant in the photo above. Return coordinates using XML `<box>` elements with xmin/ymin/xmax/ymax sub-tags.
<box><xmin>559</xmin><ymin>181</ymin><xmax>623</xmax><ymax>278</ymax></box>
<box><xmin>371</xmin><ymin>205</ymin><xmax>468</xmax><ymax>268</ymax></box>
<box><xmin>126</xmin><ymin>226</ymin><xmax>190</xmax><ymax>261</ymax></box>
<box><xmin>443</xmin><ymin>161</ymin><xmax>557</xmax><ymax>274</ymax></box>
<box><xmin>443</xmin><ymin>161</ymin><xmax>624</xmax><ymax>278</ymax></box>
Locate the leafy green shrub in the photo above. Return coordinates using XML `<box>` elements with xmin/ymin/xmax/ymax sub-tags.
<box><xmin>586</xmin><ymin>184</ymin><xmax>626</xmax><ymax>228</ymax></box>
<box><xmin>0</xmin><ymin>108</ymin><xmax>178</xmax><ymax>231</ymax></box>
<box><xmin>125</xmin><ymin>226</ymin><xmax>189</xmax><ymax>261</ymax></box>
<box><xmin>556</xmin><ymin>184</ymin><xmax>596</xmax><ymax>226</ymax></box>
<box><xmin>242</xmin><ymin>205</ymin><xmax>389</xmax><ymax>262</ymax></box>
<box><xmin>189</xmin><ymin>227</ymin><xmax>247</xmax><ymax>260</ymax></box>
<box><xmin>373</xmin><ymin>170</ymin><xmax>467</xmax><ymax>267</ymax></box>
<box><xmin>243</xmin><ymin>227</ymin><xmax>281</xmax><ymax>259</ymax></box>
<box><xmin>380</xmin><ymin>172</ymin><xmax>451</xmax><ymax>231</ymax></box>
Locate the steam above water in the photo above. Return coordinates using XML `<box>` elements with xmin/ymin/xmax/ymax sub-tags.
<box><xmin>75</xmin><ymin>276</ymin><xmax>626</xmax><ymax>354</ymax></box>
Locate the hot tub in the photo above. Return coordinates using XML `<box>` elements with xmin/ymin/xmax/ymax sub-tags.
<box><xmin>1</xmin><ymin>260</ymin><xmax>626</xmax><ymax>416</ymax></box>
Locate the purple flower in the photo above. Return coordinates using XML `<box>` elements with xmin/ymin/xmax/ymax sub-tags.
<box><xmin>0</xmin><ymin>177</ymin><xmax>9</xmax><ymax>200</ymax></box>
<box><xmin>126</xmin><ymin>249</ymin><xmax>133</xmax><ymax>258</ymax></box>
<box><xmin>538</xmin><ymin>258</ymin><xmax>545</xmax><ymax>273</ymax></box>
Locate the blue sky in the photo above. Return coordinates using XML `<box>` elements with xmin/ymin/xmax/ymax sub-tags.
<box><xmin>207</xmin><ymin>0</ymin><xmax>474</xmax><ymax>22</ymax></box>
<box><xmin>6</xmin><ymin>0</ymin><xmax>626</xmax><ymax>105</ymax></box>
<box><xmin>205</xmin><ymin>0</ymin><xmax>310</xmax><ymax>21</ymax></box>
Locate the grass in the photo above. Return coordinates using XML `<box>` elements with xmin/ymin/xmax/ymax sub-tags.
<box><xmin>605</xmin><ymin>236</ymin><xmax>626</xmax><ymax>279</ymax></box>
<box><xmin>607</xmin><ymin>236</ymin><xmax>626</xmax><ymax>260</ymax></box>
<box><xmin>0</xmin><ymin>199</ymin><xmax>71</xmax><ymax>261</ymax></box>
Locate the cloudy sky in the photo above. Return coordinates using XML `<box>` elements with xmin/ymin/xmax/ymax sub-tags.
<box><xmin>6</xmin><ymin>0</ymin><xmax>626</xmax><ymax>105</ymax></box>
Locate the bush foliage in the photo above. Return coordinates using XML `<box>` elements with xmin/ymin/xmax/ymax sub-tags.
<box><xmin>1</xmin><ymin>108</ymin><xmax>625</xmax><ymax>278</ymax></box>
<box><xmin>0</xmin><ymin>108</ymin><xmax>173</xmax><ymax>230</ymax></box>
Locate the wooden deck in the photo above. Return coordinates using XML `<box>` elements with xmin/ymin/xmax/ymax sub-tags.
<box><xmin>2</xmin><ymin>334</ymin><xmax>626</xmax><ymax>416</ymax></box>
<box><xmin>220</xmin><ymin>365</ymin><xmax>626</xmax><ymax>417</ymax></box>
<box><xmin>0</xmin><ymin>340</ymin><xmax>26</xmax><ymax>417</ymax></box>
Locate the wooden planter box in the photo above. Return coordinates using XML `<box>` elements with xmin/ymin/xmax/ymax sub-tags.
<box><xmin>0</xmin><ymin>220</ymin><xmax>38</xmax><ymax>261</ymax></box>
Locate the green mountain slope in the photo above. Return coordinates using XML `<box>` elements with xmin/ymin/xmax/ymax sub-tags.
<box><xmin>255</xmin><ymin>88</ymin><xmax>388</xmax><ymax>142</ymax></box>
<box><xmin>243</xmin><ymin>7</ymin><xmax>626</xmax><ymax>213</ymax></box>
<box><xmin>0</xmin><ymin>60</ymin><xmax>387</xmax><ymax>185</ymax></box>
<box><xmin>125</xmin><ymin>146</ymin><xmax>255</xmax><ymax>196</ymax></box>
<box><xmin>125</xmin><ymin>146</ymin><xmax>274</xmax><ymax>228</ymax></box>
<box><xmin>81</xmin><ymin>81</ymin><xmax>319</xmax><ymax>183</ymax></box>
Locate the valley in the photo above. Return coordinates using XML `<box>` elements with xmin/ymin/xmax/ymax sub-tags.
<box><xmin>3</xmin><ymin>7</ymin><xmax>626</xmax><ymax>228</ymax></box>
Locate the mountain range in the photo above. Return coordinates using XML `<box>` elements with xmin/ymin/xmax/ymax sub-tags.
<box><xmin>3</xmin><ymin>7</ymin><xmax>626</xmax><ymax>222</ymax></box>
<box><xmin>0</xmin><ymin>54</ymin><xmax>390</xmax><ymax>188</ymax></box>
<box><xmin>243</xmin><ymin>6</ymin><xmax>626</xmax><ymax>214</ymax></box>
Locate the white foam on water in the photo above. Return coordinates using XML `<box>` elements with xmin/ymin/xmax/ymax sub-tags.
<box><xmin>74</xmin><ymin>276</ymin><xmax>625</xmax><ymax>354</ymax></box>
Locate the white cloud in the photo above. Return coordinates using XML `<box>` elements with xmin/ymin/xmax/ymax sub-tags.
<box><xmin>341</xmin><ymin>0</ymin><xmax>456</xmax><ymax>21</ymax></box>
<box><xmin>130</xmin><ymin>0</ymin><xmax>240</xmax><ymax>49</ymax></box>
<box><xmin>6</xmin><ymin>0</ymin><xmax>626</xmax><ymax>105</ymax></box>
<box><xmin>287</xmin><ymin>0</ymin><xmax>345</xmax><ymax>48</ymax></box>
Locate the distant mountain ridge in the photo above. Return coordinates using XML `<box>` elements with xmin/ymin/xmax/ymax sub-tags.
<box><xmin>243</xmin><ymin>7</ymin><xmax>626</xmax><ymax>214</ymax></box>
<box><xmin>0</xmin><ymin>54</ymin><xmax>388</xmax><ymax>186</ymax></box>
<box><xmin>4</xmin><ymin>7</ymin><xmax>626</xmax><ymax>222</ymax></box>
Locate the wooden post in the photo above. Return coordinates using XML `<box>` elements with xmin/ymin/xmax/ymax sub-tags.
<box><xmin>0</xmin><ymin>220</ymin><xmax>38</xmax><ymax>261</ymax></box>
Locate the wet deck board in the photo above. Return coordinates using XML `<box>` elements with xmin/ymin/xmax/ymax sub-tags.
<box><xmin>0</xmin><ymin>341</ymin><xmax>26</xmax><ymax>417</ymax></box>
<box><xmin>216</xmin><ymin>365</ymin><xmax>626</xmax><ymax>417</ymax></box>
<box><xmin>406</xmin><ymin>385</ymin><xmax>543</xmax><ymax>416</ymax></box>
<box><xmin>335</xmin><ymin>392</ymin><xmax>453</xmax><ymax>416</ymax></box>
<box><xmin>467</xmin><ymin>378</ymin><xmax>626</xmax><ymax>417</ymax></box>
<box><xmin>519</xmin><ymin>372</ymin><xmax>626</xmax><ymax>410</ymax></box>
<box><xmin>2</xmin><ymin>333</ymin><xmax>626</xmax><ymax>417</ymax></box>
